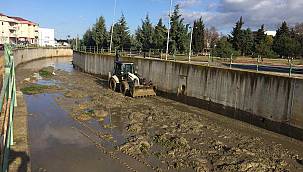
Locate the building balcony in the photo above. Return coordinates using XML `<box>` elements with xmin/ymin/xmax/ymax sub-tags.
<box><xmin>9</xmin><ymin>26</ymin><xmax>17</xmax><ymax>31</ymax></box>
<box><xmin>9</xmin><ymin>33</ymin><xmax>18</xmax><ymax>38</ymax></box>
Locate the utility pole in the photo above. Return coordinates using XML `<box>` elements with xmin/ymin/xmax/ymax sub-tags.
<box><xmin>76</xmin><ymin>34</ymin><xmax>79</xmax><ymax>51</ymax></box>
<box><xmin>109</xmin><ymin>0</ymin><xmax>117</xmax><ymax>54</ymax></box>
<box><xmin>188</xmin><ymin>25</ymin><xmax>194</xmax><ymax>62</ymax></box>
<box><xmin>165</xmin><ymin>0</ymin><xmax>173</xmax><ymax>60</ymax></box>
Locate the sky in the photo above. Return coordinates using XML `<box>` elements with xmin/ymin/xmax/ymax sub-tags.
<box><xmin>1</xmin><ymin>0</ymin><xmax>303</xmax><ymax>39</ymax></box>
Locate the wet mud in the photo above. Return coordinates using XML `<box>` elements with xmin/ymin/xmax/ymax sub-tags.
<box><xmin>16</xmin><ymin>57</ymin><xmax>303</xmax><ymax>172</ymax></box>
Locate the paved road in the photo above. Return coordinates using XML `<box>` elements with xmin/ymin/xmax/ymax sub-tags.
<box><xmin>225</xmin><ymin>63</ymin><xmax>303</xmax><ymax>74</ymax></box>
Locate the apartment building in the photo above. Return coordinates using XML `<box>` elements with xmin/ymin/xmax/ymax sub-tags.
<box><xmin>0</xmin><ymin>13</ymin><xmax>39</xmax><ymax>45</ymax></box>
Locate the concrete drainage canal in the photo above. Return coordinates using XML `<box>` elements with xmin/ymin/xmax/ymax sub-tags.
<box><xmin>14</xmin><ymin>57</ymin><xmax>303</xmax><ymax>172</ymax></box>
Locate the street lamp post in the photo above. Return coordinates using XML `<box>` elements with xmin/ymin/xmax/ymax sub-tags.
<box><xmin>165</xmin><ymin>0</ymin><xmax>173</xmax><ymax>60</ymax></box>
<box><xmin>109</xmin><ymin>0</ymin><xmax>117</xmax><ymax>54</ymax></box>
<box><xmin>189</xmin><ymin>25</ymin><xmax>194</xmax><ymax>62</ymax></box>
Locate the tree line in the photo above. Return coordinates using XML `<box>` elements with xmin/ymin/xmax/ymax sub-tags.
<box><xmin>80</xmin><ymin>4</ymin><xmax>303</xmax><ymax>59</ymax></box>
<box><xmin>80</xmin><ymin>5</ymin><xmax>215</xmax><ymax>54</ymax></box>
<box><xmin>214</xmin><ymin>17</ymin><xmax>303</xmax><ymax>59</ymax></box>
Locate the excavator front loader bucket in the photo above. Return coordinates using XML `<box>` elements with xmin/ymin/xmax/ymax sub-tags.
<box><xmin>131</xmin><ymin>85</ymin><xmax>156</xmax><ymax>98</ymax></box>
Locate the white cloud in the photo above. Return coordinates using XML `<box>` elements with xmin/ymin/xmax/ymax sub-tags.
<box><xmin>178</xmin><ymin>0</ymin><xmax>201</xmax><ymax>8</ymax></box>
<box><xmin>180</xmin><ymin>0</ymin><xmax>303</xmax><ymax>33</ymax></box>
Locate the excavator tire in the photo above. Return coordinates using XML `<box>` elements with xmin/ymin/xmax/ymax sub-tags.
<box><xmin>120</xmin><ymin>81</ymin><xmax>129</xmax><ymax>96</ymax></box>
<box><xmin>109</xmin><ymin>78</ymin><xmax>117</xmax><ymax>91</ymax></box>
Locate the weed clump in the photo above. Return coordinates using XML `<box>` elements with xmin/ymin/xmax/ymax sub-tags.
<box><xmin>39</xmin><ymin>67</ymin><xmax>53</xmax><ymax>78</ymax></box>
<box><xmin>21</xmin><ymin>84</ymin><xmax>53</xmax><ymax>95</ymax></box>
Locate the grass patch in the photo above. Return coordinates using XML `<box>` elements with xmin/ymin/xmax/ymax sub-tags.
<box><xmin>39</xmin><ymin>67</ymin><xmax>54</xmax><ymax>78</ymax></box>
<box><xmin>21</xmin><ymin>84</ymin><xmax>53</xmax><ymax>95</ymax></box>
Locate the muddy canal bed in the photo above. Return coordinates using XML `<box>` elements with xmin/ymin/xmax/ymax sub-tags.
<box><xmin>16</xmin><ymin>57</ymin><xmax>303</xmax><ymax>172</ymax></box>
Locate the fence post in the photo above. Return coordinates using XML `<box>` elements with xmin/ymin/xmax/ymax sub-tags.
<box><xmin>289</xmin><ymin>57</ymin><xmax>293</xmax><ymax>77</ymax></box>
<box><xmin>257</xmin><ymin>55</ymin><xmax>260</xmax><ymax>72</ymax></box>
<box><xmin>129</xmin><ymin>48</ymin><xmax>132</xmax><ymax>57</ymax></box>
<box><xmin>149</xmin><ymin>49</ymin><xmax>151</xmax><ymax>58</ymax></box>
<box><xmin>160</xmin><ymin>49</ymin><xmax>163</xmax><ymax>59</ymax></box>
<box><xmin>230</xmin><ymin>53</ymin><xmax>233</xmax><ymax>69</ymax></box>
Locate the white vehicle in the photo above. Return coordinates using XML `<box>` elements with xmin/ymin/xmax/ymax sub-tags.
<box><xmin>108</xmin><ymin>60</ymin><xmax>156</xmax><ymax>98</ymax></box>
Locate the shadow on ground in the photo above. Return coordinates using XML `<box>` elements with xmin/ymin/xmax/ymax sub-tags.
<box><xmin>95</xmin><ymin>78</ymin><xmax>108</xmax><ymax>88</ymax></box>
<box><xmin>9</xmin><ymin>150</ymin><xmax>30</xmax><ymax>172</ymax></box>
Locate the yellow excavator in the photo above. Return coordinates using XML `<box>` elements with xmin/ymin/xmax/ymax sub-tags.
<box><xmin>108</xmin><ymin>60</ymin><xmax>156</xmax><ymax>98</ymax></box>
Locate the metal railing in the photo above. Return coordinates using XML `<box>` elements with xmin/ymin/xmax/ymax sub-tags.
<box><xmin>12</xmin><ymin>44</ymin><xmax>71</xmax><ymax>50</ymax></box>
<box><xmin>75</xmin><ymin>46</ymin><xmax>197</xmax><ymax>61</ymax></box>
<box><xmin>75</xmin><ymin>46</ymin><xmax>303</xmax><ymax>76</ymax></box>
<box><xmin>0</xmin><ymin>44</ymin><xmax>17</xmax><ymax>172</ymax></box>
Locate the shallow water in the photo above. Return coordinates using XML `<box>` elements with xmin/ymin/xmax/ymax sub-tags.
<box><xmin>26</xmin><ymin>93</ymin><xmax>130</xmax><ymax>172</ymax></box>
<box><xmin>22</xmin><ymin>59</ymin><xmax>125</xmax><ymax>171</ymax></box>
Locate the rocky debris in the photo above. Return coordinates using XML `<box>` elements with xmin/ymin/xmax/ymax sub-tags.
<box><xmin>120</xmin><ymin>136</ymin><xmax>152</xmax><ymax>155</ymax></box>
<box><xmin>128</xmin><ymin>112</ymin><xmax>145</xmax><ymax>123</ymax></box>
<box><xmin>127</xmin><ymin>123</ymin><xmax>142</xmax><ymax>133</ymax></box>
<box><xmin>71</xmin><ymin>104</ymin><xmax>109</xmax><ymax>122</ymax></box>
<box><xmin>192</xmin><ymin>159</ymin><xmax>211</xmax><ymax>172</ymax></box>
<box><xmin>153</xmin><ymin>134</ymin><xmax>190</xmax><ymax>150</ymax></box>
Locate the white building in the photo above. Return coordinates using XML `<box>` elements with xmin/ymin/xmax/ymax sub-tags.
<box><xmin>38</xmin><ymin>28</ymin><xmax>55</xmax><ymax>46</ymax></box>
<box><xmin>265</xmin><ymin>31</ymin><xmax>277</xmax><ymax>37</ymax></box>
<box><xmin>0</xmin><ymin>13</ymin><xmax>39</xmax><ymax>45</ymax></box>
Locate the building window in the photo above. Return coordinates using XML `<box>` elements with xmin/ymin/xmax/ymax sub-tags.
<box><xmin>2</xmin><ymin>22</ymin><xmax>3</xmax><ymax>25</ymax></box>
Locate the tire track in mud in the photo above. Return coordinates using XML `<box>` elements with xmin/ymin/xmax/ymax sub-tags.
<box><xmin>73</xmin><ymin>119</ymin><xmax>164</xmax><ymax>172</ymax></box>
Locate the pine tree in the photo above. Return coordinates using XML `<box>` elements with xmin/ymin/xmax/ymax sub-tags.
<box><xmin>240</xmin><ymin>28</ymin><xmax>254</xmax><ymax>55</ymax></box>
<box><xmin>255</xmin><ymin>35</ymin><xmax>275</xmax><ymax>58</ymax></box>
<box><xmin>112</xmin><ymin>14</ymin><xmax>131</xmax><ymax>50</ymax></box>
<box><xmin>82</xmin><ymin>28</ymin><xmax>95</xmax><ymax>46</ymax></box>
<box><xmin>192</xmin><ymin>17</ymin><xmax>205</xmax><ymax>54</ymax></box>
<box><xmin>134</xmin><ymin>27</ymin><xmax>143</xmax><ymax>49</ymax></box>
<box><xmin>276</xmin><ymin>21</ymin><xmax>290</xmax><ymax>38</ymax></box>
<box><xmin>170</xmin><ymin>4</ymin><xmax>189</xmax><ymax>53</ymax></box>
<box><xmin>153</xmin><ymin>18</ymin><xmax>167</xmax><ymax>50</ymax></box>
<box><xmin>231</xmin><ymin>16</ymin><xmax>244</xmax><ymax>51</ymax></box>
<box><xmin>273</xmin><ymin>21</ymin><xmax>291</xmax><ymax>57</ymax></box>
<box><xmin>213</xmin><ymin>37</ymin><xmax>238</xmax><ymax>58</ymax></box>
<box><xmin>255</xmin><ymin>24</ymin><xmax>266</xmax><ymax>45</ymax></box>
<box><xmin>92</xmin><ymin>16</ymin><xmax>108</xmax><ymax>48</ymax></box>
<box><xmin>274</xmin><ymin>35</ymin><xmax>300</xmax><ymax>58</ymax></box>
<box><xmin>136</xmin><ymin>15</ymin><xmax>154</xmax><ymax>51</ymax></box>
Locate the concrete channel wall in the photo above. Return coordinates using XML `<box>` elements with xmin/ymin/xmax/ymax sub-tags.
<box><xmin>13</xmin><ymin>48</ymin><xmax>73</xmax><ymax>67</ymax></box>
<box><xmin>73</xmin><ymin>51</ymin><xmax>303</xmax><ymax>140</ymax></box>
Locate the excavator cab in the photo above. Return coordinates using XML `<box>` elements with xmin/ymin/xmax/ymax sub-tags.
<box><xmin>113</xmin><ymin>61</ymin><xmax>134</xmax><ymax>76</ymax></box>
<box><xmin>109</xmin><ymin>60</ymin><xmax>156</xmax><ymax>98</ymax></box>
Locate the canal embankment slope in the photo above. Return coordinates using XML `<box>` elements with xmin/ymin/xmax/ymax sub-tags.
<box><xmin>13</xmin><ymin>47</ymin><xmax>73</xmax><ymax>67</ymax></box>
<box><xmin>73</xmin><ymin>51</ymin><xmax>303</xmax><ymax>140</ymax></box>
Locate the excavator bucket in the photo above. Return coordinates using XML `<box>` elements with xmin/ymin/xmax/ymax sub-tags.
<box><xmin>131</xmin><ymin>85</ymin><xmax>156</xmax><ymax>98</ymax></box>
